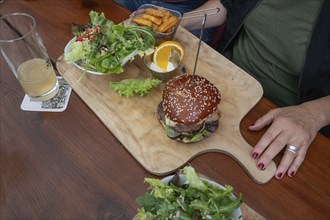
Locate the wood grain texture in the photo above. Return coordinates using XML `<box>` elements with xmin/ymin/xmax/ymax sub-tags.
<box><xmin>57</xmin><ymin>26</ymin><xmax>276</xmax><ymax>183</ymax></box>
<box><xmin>1</xmin><ymin>1</ymin><xmax>329</xmax><ymax>220</ymax></box>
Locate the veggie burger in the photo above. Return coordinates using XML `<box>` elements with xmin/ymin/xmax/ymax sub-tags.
<box><xmin>156</xmin><ymin>74</ymin><xmax>221</xmax><ymax>143</ymax></box>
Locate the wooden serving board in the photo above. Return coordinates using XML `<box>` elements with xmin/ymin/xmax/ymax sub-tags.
<box><xmin>56</xmin><ymin>27</ymin><xmax>276</xmax><ymax>184</ymax></box>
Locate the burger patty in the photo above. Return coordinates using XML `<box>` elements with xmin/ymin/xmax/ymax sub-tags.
<box><xmin>156</xmin><ymin>102</ymin><xmax>220</xmax><ymax>136</ymax></box>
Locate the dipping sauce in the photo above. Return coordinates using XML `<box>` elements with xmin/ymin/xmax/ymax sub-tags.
<box><xmin>149</xmin><ymin>61</ymin><xmax>176</xmax><ymax>73</ymax></box>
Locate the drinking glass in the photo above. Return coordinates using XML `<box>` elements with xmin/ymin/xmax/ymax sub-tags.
<box><xmin>0</xmin><ymin>13</ymin><xmax>59</xmax><ymax>101</ymax></box>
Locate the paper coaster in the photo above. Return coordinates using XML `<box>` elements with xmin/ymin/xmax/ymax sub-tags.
<box><xmin>20</xmin><ymin>76</ymin><xmax>72</xmax><ymax>112</ymax></box>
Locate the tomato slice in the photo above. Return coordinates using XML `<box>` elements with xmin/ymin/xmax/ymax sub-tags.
<box><xmin>76</xmin><ymin>34</ymin><xmax>88</xmax><ymax>42</ymax></box>
<box><xmin>76</xmin><ymin>27</ymin><xmax>99</xmax><ymax>42</ymax></box>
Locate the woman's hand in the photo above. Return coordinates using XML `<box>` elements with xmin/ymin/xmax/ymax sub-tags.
<box><xmin>249</xmin><ymin>96</ymin><xmax>330</xmax><ymax>179</ymax></box>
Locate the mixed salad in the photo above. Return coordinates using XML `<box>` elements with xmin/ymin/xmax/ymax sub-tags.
<box><xmin>136</xmin><ymin>166</ymin><xmax>243</xmax><ymax>220</ymax></box>
<box><xmin>65</xmin><ymin>11</ymin><xmax>155</xmax><ymax>74</ymax></box>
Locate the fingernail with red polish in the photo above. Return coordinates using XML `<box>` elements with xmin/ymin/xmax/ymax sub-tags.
<box><xmin>257</xmin><ymin>163</ymin><xmax>265</xmax><ymax>170</ymax></box>
<box><xmin>277</xmin><ymin>172</ymin><xmax>283</xmax><ymax>179</ymax></box>
<box><xmin>252</xmin><ymin>152</ymin><xmax>259</xmax><ymax>159</ymax></box>
<box><xmin>290</xmin><ymin>171</ymin><xmax>296</xmax><ymax>177</ymax></box>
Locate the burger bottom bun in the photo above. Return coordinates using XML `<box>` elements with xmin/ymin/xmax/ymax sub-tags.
<box><xmin>156</xmin><ymin>102</ymin><xmax>220</xmax><ymax>143</ymax></box>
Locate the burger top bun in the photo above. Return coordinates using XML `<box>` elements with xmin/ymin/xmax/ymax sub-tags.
<box><xmin>162</xmin><ymin>75</ymin><xmax>221</xmax><ymax>125</ymax></box>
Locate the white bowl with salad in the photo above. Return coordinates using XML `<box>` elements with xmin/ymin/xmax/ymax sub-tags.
<box><xmin>136</xmin><ymin>166</ymin><xmax>243</xmax><ymax>220</ymax></box>
<box><xmin>64</xmin><ymin>11</ymin><xmax>155</xmax><ymax>75</ymax></box>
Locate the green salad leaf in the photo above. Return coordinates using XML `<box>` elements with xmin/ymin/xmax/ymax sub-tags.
<box><xmin>64</xmin><ymin>41</ymin><xmax>90</xmax><ymax>63</ymax></box>
<box><xmin>65</xmin><ymin>11</ymin><xmax>155</xmax><ymax>74</ymax></box>
<box><xmin>160</xmin><ymin>120</ymin><xmax>212</xmax><ymax>143</ymax></box>
<box><xmin>109</xmin><ymin>78</ymin><xmax>162</xmax><ymax>97</ymax></box>
<box><xmin>136</xmin><ymin>166</ymin><xmax>243</xmax><ymax>220</ymax></box>
<box><xmin>89</xmin><ymin>10</ymin><xmax>107</xmax><ymax>26</ymax></box>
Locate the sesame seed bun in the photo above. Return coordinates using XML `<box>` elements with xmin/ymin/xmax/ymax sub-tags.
<box><xmin>162</xmin><ymin>75</ymin><xmax>221</xmax><ymax>125</ymax></box>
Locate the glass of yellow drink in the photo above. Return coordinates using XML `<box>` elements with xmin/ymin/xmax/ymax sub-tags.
<box><xmin>0</xmin><ymin>13</ymin><xmax>59</xmax><ymax>101</ymax></box>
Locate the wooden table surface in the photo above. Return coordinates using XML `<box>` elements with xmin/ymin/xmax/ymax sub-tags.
<box><xmin>1</xmin><ymin>1</ymin><xmax>329</xmax><ymax>219</ymax></box>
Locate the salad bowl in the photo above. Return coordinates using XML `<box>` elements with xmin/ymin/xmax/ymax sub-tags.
<box><xmin>135</xmin><ymin>166</ymin><xmax>243</xmax><ymax>220</ymax></box>
<box><xmin>64</xmin><ymin>37</ymin><xmax>139</xmax><ymax>75</ymax></box>
<box><xmin>63</xmin><ymin>11</ymin><xmax>155</xmax><ymax>75</ymax></box>
<box><xmin>161</xmin><ymin>174</ymin><xmax>243</xmax><ymax>219</ymax></box>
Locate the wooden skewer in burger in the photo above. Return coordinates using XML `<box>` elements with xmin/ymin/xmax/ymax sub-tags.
<box><xmin>156</xmin><ymin>14</ymin><xmax>222</xmax><ymax>143</ymax></box>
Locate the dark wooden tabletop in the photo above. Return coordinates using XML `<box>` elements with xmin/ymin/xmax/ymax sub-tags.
<box><xmin>1</xmin><ymin>1</ymin><xmax>329</xmax><ymax>219</ymax></box>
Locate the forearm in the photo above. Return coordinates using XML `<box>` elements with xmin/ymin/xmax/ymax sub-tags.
<box><xmin>180</xmin><ymin>0</ymin><xmax>227</xmax><ymax>31</ymax></box>
<box><xmin>300</xmin><ymin>95</ymin><xmax>330</xmax><ymax>130</ymax></box>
